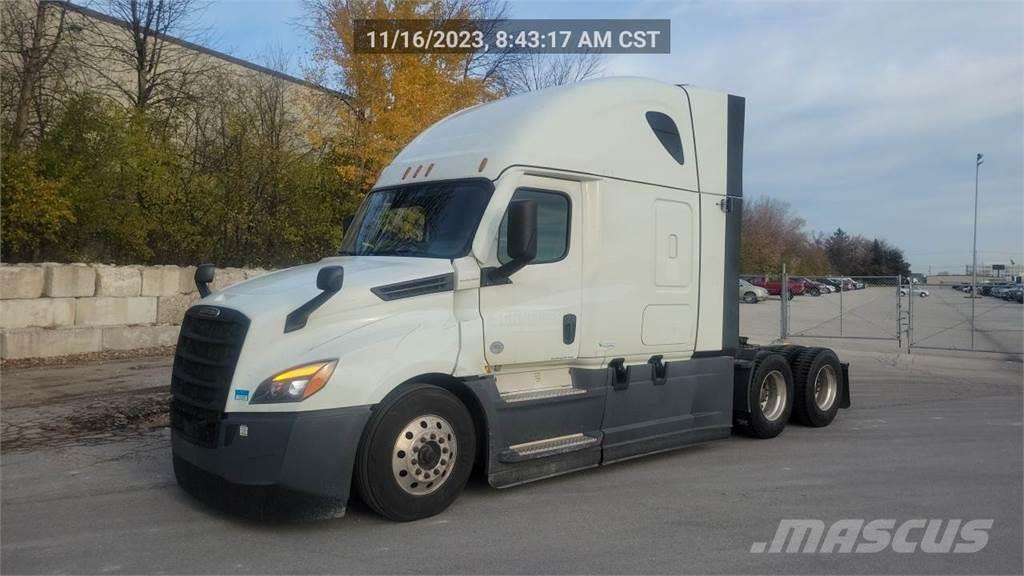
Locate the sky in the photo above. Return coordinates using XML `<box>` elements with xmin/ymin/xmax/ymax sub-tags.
<box><xmin>197</xmin><ymin>0</ymin><xmax>1023</xmax><ymax>274</ymax></box>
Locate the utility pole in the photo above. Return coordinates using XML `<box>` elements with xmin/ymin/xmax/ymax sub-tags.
<box><xmin>970</xmin><ymin>153</ymin><xmax>984</xmax><ymax>350</ymax></box>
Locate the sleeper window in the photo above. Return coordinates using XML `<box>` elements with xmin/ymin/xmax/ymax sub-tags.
<box><xmin>645</xmin><ymin>111</ymin><xmax>685</xmax><ymax>165</ymax></box>
<box><xmin>498</xmin><ymin>189</ymin><xmax>570</xmax><ymax>264</ymax></box>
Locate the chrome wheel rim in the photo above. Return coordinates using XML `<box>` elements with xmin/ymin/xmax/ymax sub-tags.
<box><xmin>759</xmin><ymin>370</ymin><xmax>787</xmax><ymax>421</ymax></box>
<box><xmin>392</xmin><ymin>414</ymin><xmax>457</xmax><ymax>496</ymax></box>
<box><xmin>813</xmin><ymin>364</ymin><xmax>838</xmax><ymax>411</ymax></box>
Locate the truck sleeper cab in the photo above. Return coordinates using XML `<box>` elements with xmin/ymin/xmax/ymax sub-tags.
<box><xmin>170</xmin><ymin>77</ymin><xmax>851</xmax><ymax>521</ymax></box>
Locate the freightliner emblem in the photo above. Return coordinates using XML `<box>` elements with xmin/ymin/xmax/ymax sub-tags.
<box><xmin>197</xmin><ymin>306</ymin><xmax>221</xmax><ymax>318</ymax></box>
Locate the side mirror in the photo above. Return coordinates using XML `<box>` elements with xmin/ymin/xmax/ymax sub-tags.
<box><xmin>195</xmin><ymin>264</ymin><xmax>215</xmax><ymax>297</ymax></box>
<box><xmin>505</xmin><ymin>200</ymin><xmax>538</xmax><ymax>265</ymax></box>
<box><xmin>481</xmin><ymin>200</ymin><xmax>538</xmax><ymax>285</ymax></box>
<box><xmin>317</xmin><ymin>266</ymin><xmax>345</xmax><ymax>292</ymax></box>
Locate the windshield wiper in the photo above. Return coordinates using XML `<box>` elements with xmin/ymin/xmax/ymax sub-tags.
<box><xmin>370</xmin><ymin>248</ymin><xmax>424</xmax><ymax>256</ymax></box>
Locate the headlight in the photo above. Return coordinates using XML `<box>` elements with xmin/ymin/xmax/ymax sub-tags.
<box><xmin>250</xmin><ymin>360</ymin><xmax>337</xmax><ymax>404</ymax></box>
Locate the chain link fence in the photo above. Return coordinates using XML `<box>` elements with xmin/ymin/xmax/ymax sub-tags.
<box><xmin>908</xmin><ymin>281</ymin><xmax>1023</xmax><ymax>355</ymax></box>
<box><xmin>739</xmin><ymin>270</ymin><xmax>1023</xmax><ymax>356</ymax></box>
<box><xmin>739</xmin><ymin>272</ymin><xmax>901</xmax><ymax>344</ymax></box>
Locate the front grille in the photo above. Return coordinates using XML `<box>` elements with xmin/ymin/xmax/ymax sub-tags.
<box><xmin>171</xmin><ymin>306</ymin><xmax>250</xmax><ymax>447</ymax></box>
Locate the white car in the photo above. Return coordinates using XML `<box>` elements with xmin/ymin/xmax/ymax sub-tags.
<box><xmin>739</xmin><ymin>279</ymin><xmax>769</xmax><ymax>303</ymax></box>
<box><xmin>900</xmin><ymin>287</ymin><xmax>929</xmax><ymax>297</ymax></box>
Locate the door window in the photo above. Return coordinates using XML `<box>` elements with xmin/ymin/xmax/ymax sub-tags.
<box><xmin>498</xmin><ymin>189</ymin><xmax>570</xmax><ymax>265</ymax></box>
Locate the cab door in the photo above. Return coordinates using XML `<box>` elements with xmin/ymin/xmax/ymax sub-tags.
<box><xmin>479</xmin><ymin>176</ymin><xmax>581</xmax><ymax>367</ymax></box>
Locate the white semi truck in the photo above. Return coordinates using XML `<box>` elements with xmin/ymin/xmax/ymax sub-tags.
<box><xmin>171</xmin><ymin>77</ymin><xmax>851</xmax><ymax>521</ymax></box>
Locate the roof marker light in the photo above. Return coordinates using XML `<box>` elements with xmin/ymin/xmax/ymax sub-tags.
<box><xmin>413</xmin><ymin>165</ymin><xmax>422</xmax><ymax>178</ymax></box>
<box><xmin>424</xmin><ymin>163</ymin><xmax>434</xmax><ymax>177</ymax></box>
<box><xmin>402</xmin><ymin>167</ymin><xmax>411</xmax><ymax>180</ymax></box>
<box><xmin>478</xmin><ymin>158</ymin><xmax>488</xmax><ymax>172</ymax></box>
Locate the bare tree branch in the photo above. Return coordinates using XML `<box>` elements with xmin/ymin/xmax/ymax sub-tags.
<box><xmin>497</xmin><ymin>50</ymin><xmax>604</xmax><ymax>96</ymax></box>
<box><xmin>1</xmin><ymin>0</ymin><xmax>75</xmax><ymax>149</ymax></box>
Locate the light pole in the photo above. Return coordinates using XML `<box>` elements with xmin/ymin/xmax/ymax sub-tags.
<box><xmin>970</xmin><ymin>153</ymin><xmax>983</xmax><ymax>350</ymax></box>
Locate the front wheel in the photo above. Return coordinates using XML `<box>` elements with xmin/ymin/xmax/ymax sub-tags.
<box><xmin>354</xmin><ymin>384</ymin><xmax>476</xmax><ymax>521</ymax></box>
<box><xmin>743</xmin><ymin>291</ymin><xmax>758</xmax><ymax>304</ymax></box>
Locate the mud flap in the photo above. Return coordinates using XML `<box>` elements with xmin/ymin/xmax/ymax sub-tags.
<box><xmin>840</xmin><ymin>362</ymin><xmax>852</xmax><ymax>409</ymax></box>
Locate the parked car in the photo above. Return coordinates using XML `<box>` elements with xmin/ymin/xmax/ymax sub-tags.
<box><xmin>793</xmin><ymin>277</ymin><xmax>828</xmax><ymax>296</ymax></box>
<box><xmin>989</xmin><ymin>284</ymin><xmax>1014</xmax><ymax>298</ymax></box>
<box><xmin>899</xmin><ymin>287</ymin><xmax>930</xmax><ymax>298</ymax></box>
<box><xmin>750</xmin><ymin>275</ymin><xmax>805</xmax><ymax>299</ymax></box>
<box><xmin>825</xmin><ymin>277</ymin><xmax>858</xmax><ymax>291</ymax></box>
<box><xmin>738</xmin><ymin>279</ymin><xmax>769</xmax><ymax>304</ymax></box>
<box><xmin>999</xmin><ymin>285</ymin><xmax>1022</xmax><ymax>301</ymax></box>
<box><xmin>981</xmin><ymin>284</ymin><xmax>1005</xmax><ymax>296</ymax></box>
<box><xmin>842</xmin><ymin>277</ymin><xmax>865</xmax><ymax>290</ymax></box>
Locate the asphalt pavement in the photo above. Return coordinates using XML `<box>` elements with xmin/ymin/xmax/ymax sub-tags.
<box><xmin>1</xmin><ymin>346</ymin><xmax>1021</xmax><ymax>574</ymax></box>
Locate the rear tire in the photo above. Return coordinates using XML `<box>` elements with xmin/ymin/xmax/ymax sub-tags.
<box><xmin>354</xmin><ymin>384</ymin><xmax>476</xmax><ymax>521</ymax></box>
<box><xmin>738</xmin><ymin>353</ymin><xmax>794</xmax><ymax>439</ymax></box>
<box><xmin>765</xmin><ymin>344</ymin><xmax>806</xmax><ymax>365</ymax></box>
<box><xmin>791</xmin><ymin>348</ymin><xmax>842</xmax><ymax>427</ymax></box>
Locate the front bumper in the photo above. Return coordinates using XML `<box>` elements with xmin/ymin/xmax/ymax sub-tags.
<box><xmin>172</xmin><ymin>405</ymin><xmax>372</xmax><ymax>518</ymax></box>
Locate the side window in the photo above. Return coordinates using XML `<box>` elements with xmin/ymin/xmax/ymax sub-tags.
<box><xmin>498</xmin><ymin>189</ymin><xmax>570</xmax><ymax>265</ymax></box>
<box><xmin>645</xmin><ymin>111</ymin><xmax>685</xmax><ymax>165</ymax></box>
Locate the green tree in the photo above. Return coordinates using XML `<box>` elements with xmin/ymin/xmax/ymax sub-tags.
<box><xmin>35</xmin><ymin>95</ymin><xmax>179</xmax><ymax>262</ymax></box>
<box><xmin>0</xmin><ymin>151</ymin><xmax>74</xmax><ymax>260</ymax></box>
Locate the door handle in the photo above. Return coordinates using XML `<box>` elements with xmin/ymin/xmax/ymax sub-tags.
<box><xmin>562</xmin><ymin>314</ymin><xmax>577</xmax><ymax>345</ymax></box>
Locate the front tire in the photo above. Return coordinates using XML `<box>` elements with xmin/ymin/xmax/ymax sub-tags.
<box><xmin>355</xmin><ymin>384</ymin><xmax>476</xmax><ymax>521</ymax></box>
<box><xmin>743</xmin><ymin>291</ymin><xmax>758</xmax><ymax>304</ymax></box>
<box><xmin>738</xmin><ymin>353</ymin><xmax>794</xmax><ymax>439</ymax></box>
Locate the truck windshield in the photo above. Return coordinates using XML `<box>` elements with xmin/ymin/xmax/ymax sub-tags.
<box><xmin>339</xmin><ymin>179</ymin><xmax>493</xmax><ymax>259</ymax></box>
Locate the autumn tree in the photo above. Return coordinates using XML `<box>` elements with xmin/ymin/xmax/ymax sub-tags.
<box><xmin>306</xmin><ymin>0</ymin><xmax>506</xmax><ymax>193</ymax></box>
<box><xmin>741</xmin><ymin>196</ymin><xmax>829</xmax><ymax>275</ymax></box>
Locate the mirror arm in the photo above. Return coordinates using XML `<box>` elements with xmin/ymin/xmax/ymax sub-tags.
<box><xmin>481</xmin><ymin>257</ymin><xmax>532</xmax><ymax>287</ymax></box>
<box><xmin>284</xmin><ymin>291</ymin><xmax>335</xmax><ymax>333</ymax></box>
<box><xmin>284</xmin><ymin>266</ymin><xmax>345</xmax><ymax>333</ymax></box>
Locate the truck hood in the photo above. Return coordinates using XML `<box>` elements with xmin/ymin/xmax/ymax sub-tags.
<box><xmin>199</xmin><ymin>256</ymin><xmax>454</xmax><ymax>328</ymax></box>
<box><xmin>227</xmin><ymin>256</ymin><xmax>451</xmax><ymax>296</ymax></box>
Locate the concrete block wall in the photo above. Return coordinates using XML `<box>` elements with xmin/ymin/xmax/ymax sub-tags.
<box><xmin>0</xmin><ymin>264</ymin><xmax>267</xmax><ymax>359</ymax></box>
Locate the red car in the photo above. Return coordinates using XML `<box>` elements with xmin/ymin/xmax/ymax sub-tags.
<box><xmin>749</xmin><ymin>275</ymin><xmax>805</xmax><ymax>298</ymax></box>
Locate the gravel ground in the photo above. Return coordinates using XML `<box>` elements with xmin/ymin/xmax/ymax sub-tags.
<box><xmin>0</xmin><ymin>345</ymin><xmax>174</xmax><ymax>370</ymax></box>
<box><xmin>1</xmin><ymin>354</ymin><xmax>172</xmax><ymax>452</ymax></box>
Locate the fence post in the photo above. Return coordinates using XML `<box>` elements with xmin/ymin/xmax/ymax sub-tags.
<box><xmin>780</xmin><ymin>264</ymin><xmax>789</xmax><ymax>341</ymax></box>
<box><xmin>839</xmin><ymin>277</ymin><xmax>844</xmax><ymax>337</ymax></box>
<box><xmin>897</xmin><ymin>275</ymin><xmax>903</xmax><ymax>349</ymax></box>
<box><xmin>907</xmin><ymin>276</ymin><xmax>913</xmax><ymax>354</ymax></box>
